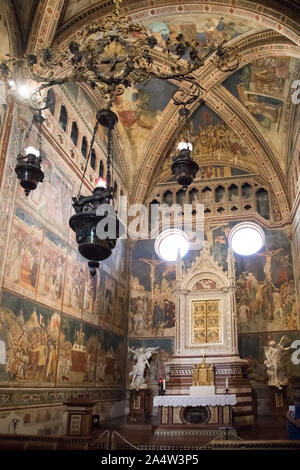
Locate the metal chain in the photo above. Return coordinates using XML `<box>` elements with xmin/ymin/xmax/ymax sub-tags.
<box><xmin>38</xmin><ymin>111</ymin><xmax>43</xmax><ymax>157</ymax></box>
<box><xmin>77</xmin><ymin>121</ymin><xmax>99</xmax><ymax>197</ymax></box>
<box><xmin>106</xmin><ymin>126</ymin><xmax>112</xmax><ymax>191</ymax></box>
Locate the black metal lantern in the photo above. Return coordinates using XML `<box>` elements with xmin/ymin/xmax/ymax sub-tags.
<box><xmin>171</xmin><ymin>144</ymin><xmax>199</xmax><ymax>191</ymax></box>
<box><xmin>15</xmin><ymin>112</ymin><xmax>45</xmax><ymax>196</ymax></box>
<box><xmin>69</xmin><ymin>185</ymin><xmax>120</xmax><ymax>276</ymax></box>
<box><xmin>15</xmin><ymin>149</ymin><xmax>44</xmax><ymax>196</ymax></box>
<box><xmin>69</xmin><ymin>107</ymin><xmax>123</xmax><ymax>276</ymax></box>
<box><xmin>170</xmin><ymin>103</ymin><xmax>199</xmax><ymax>190</ymax></box>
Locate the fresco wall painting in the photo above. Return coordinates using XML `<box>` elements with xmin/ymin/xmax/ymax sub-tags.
<box><xmin>0</xmin><ymin>291</ymin><xmax>60</xmax><ymax>385</ymax></box>
<box><xmin>4</xmin><ymin>210</ymin><xmax>43</xmax><ymax>299</ymax></box>
<box><xmin>222</xmin><ymin>57</ymin><xmax>300</xmax><ymax>167</ymax></box>
<box><xmin>0</xmin><ymin>287</ymin><xmax>128</xmax><ymax>389</ymax></box>
<box><xmin>113</xmin><ymin>79</ymin><xmax>177</xmax><ymax>166</ymax></box>
<box><xmin>0</xmin><ymin>97</ymin><xmax>129</xmax><ymax>429</ymax></box>
<box><xmin>36</xmin><ymin>231</ymin><xmax>67</xmax><ymax>311</ymax></box>
<box><xmin>292</xmin><ymin>205</ymin><xmax>300</xmax><ymax>311</ymax></box>
<box><xmin>57</xmin><ymin>316</ymin><xmax>98</xmax><ymax>386</ymax></box>
<box><xmin>129</xmin><ymin>224</ymin><xmax>299</xmax><ymax>388</ymax></box>
<box><xmin>21</xmin><ymin>152</ymin><xmax>74</xmax><ymax>239</ymax></box>
<box><xmin>130</xmin><ymin>240</ymin><xmax>176</xmax><ymax>338</ymax></box>
<box><xmin>159</xmin><ymin>104</ymin><xmax>253</xmax><ymax>175</ymax></box>
<box><xmin>144</xmin><ymin>15</ymin><xmax>260</xmax><ymax>51</ymax></box>
<box><xmin>96</xmin><ymin>329</ymin><xmax>125</xmax><ymax>387</ymax></box>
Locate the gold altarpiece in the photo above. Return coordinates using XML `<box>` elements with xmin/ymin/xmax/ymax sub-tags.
<box><xmin>154</xmin><ymin>244</ymin><xmax>254</xmax><ymax>432</ymax></box>
<box><xmin>167</xmin><ymin>242</ymin><xmax>250</xmax><ymax>400</ymax></box>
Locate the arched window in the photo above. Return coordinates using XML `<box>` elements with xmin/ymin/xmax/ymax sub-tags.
<box><xmin>202</xmin><ymin>186</ymin><xmax>212</xmax><ymax>204</ymax></box>
<box><xmin>149</xmin><ymin>198</ymin><xmax>159</xmax><ymax>229</ymax></box>
<box><xmin>176</xmin><ymin>189</ymin><xmax>185</xmax><ymax>206</ymax></box>
<box><xmin>59</xmin><ymin>105</ymin><xmax>68</xmax><ymax>131</ymax></box>
<box><xmin>256</xmin><ymin>188</ymin><xmax>270</xmax><ymax>220</ymax></box>
<box><xmin>163</xmin><ymin>190</ymin><xmax>173</xmax><ymax>207</ymax></box>
<box><xmin>228</xmin><ymin>184</ymin><xmax>238</xmax><ymax>202</ymax></box>
<box><xmin>99</xmin><ymin>160</ymin><xmax>104</xmax><ymax>177</ymax></box>
<box><xmin>241</xmin><ymin>182</ymin><xmax>252</xmax><ymax>199</ymax></box>
<box><xmin>46</xmin><ymin>89</ymin><xmax>56</xmax><ymax>115</ymax></box>
<box><xmin>215</xmin><ymin>185</ymin><xmax>225</xmax><ymax>203</ymax></box>
<box><xmin>90</xmin><ymin>148</ymin><xmax>96</xmax><ymax>170</ymax></box>
<box><xmin>71</xmin><ymin>122</ymin><xmax>78</xmax><ymax>146</ymax></box>
<box><xmin>189</xmin><ymin>188</ymin><xmax>199</xmax><ymax>204</ymax></box>
<box><xmin>81</xmin><ymin>136</ymin><xmax>88</xmax><ymax>158</ymax></box>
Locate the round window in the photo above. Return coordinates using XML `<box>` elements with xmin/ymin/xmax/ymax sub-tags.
<box><xmin>155</xmin><ymin>229</ymin><xmax>189</xmax><ymax>261</ymax></box>
<box><xmin>229</xmin><ymin>222</ymin><xmax>264</xmax><ymax>256</ymax></box>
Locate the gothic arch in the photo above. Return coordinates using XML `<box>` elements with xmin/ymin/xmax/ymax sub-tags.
<box><xmin>0</xmin><ymin>0</ymin><xmax>21</xmax><ymax>55</ymax></box>
<box><xmin>26</xmin><ymin>0</ymin><xmax>64</xmax><ymax>53</ymax></box>
<box><xmin>130</xmin><ymin>37</ymin><xmax>299</xmax><ymax>218</ymax></box>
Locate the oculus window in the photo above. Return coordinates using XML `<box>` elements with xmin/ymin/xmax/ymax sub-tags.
<box><xmin>229</xmin><ymin>222</ymin><xmax>264</xmax><ymax>256</ymax></box>
<box><xmin>155</xmin><ymin>229</ymin><xmax>189</xmax><ymax>261</ymax></box>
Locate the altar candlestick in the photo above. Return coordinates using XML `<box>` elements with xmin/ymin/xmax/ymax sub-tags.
<box><xmin>226</xmin><ymin>378</ymin><xmax>228</xmax><ymax>389</ymax></box>
<box><xmin>163</xmin><ymin>379</ymin><xmax>166</xmax><ymax>390</ymax></box>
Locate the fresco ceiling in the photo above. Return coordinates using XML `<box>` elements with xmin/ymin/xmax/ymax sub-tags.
<box><xmin>8</xmin><ymin>0</ymin><xmax>300</xmax><ymax>211</ymax></box>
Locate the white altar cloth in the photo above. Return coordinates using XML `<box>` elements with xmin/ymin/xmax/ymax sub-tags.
<box><xmin>153</xmin><ymin>394</ymin><xmax>237</xmax><ymax>407</ymax></box>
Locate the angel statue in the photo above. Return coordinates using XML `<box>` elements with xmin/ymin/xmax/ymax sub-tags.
<box><xmin>264</xmin><ymin>336</ymin><xmax>293</xmax><ymax>389</ymax></box>
<box><xmin>128</xmin><ymin>346</ymin><xmax>159</xmax><ymax>390</ymax></box>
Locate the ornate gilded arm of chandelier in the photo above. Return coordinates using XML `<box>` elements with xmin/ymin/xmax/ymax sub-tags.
<box><xmin>0</xmin><ymin>0</ymin><xmax>239</xmax><ymax>104</ymax></box>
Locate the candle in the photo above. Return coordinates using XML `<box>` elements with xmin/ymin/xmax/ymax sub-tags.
<box><xmin>226</xmin><ymin>378</ymin><xmax>229</xmax><ymax>389</ymax></box>
<box><xmin>163</xmin><ymin>379</ymin><xmax>166</xmax><ymax>390</ymax></box>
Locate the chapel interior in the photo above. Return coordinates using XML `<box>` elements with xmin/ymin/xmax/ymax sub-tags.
<box><xmin>0</xmin><ymin>0</ymin><xmax>299</xmax><ymax>451</ymax></box>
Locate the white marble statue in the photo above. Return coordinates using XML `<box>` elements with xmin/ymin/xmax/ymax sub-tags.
<box><xmin>128</xmin><ymin>346</ymin><xmax>159</xmax><ymax>390</ymax></box>
<box><xmin>264</xmin><ymin>337</ymin><xmax>293</xmax><ymax>389</ymax></box>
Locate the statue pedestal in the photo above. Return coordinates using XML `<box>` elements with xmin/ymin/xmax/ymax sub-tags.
<box><xmin>128</xmin><ymin>388</ymin><xmax>152</xmax><ymax>423</ymax></box>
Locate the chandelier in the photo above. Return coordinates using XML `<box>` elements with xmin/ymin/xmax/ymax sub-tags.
<box><xmin>0</xmin><ymin>0</ymin><xmax>239</xmax><ymax>103</ymax></box>
<box><xmin>0</xmin><ymin>0</ymin><xmax>240</xmax><ymax>274</ymax></box>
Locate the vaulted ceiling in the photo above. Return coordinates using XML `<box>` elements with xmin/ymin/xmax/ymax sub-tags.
<box><xmin>2</xmin><ymin>0</ymin><xmax>300</xmax><ymax>221</ymax></box>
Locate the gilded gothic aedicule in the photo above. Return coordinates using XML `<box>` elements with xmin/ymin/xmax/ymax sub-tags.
<box><xmin>192</xmin><ymin>356</ymin><xmax>215</xmax><ymax>386</ymax></box>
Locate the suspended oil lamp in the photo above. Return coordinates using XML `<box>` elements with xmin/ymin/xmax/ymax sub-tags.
<box><xmin>171</xmin><ymin>141</ymin><xmax>199</xmax><ymax>191</ymax></box>
<box><xmin>69</xmin><ymin>108</ymin><xmax>123</xmax><ymax>277</ymax></box>
<box><xmin>15</xmin><ymin>112</ymin><xmax>44</xmax><ymax>196</ymax></box>
<box><xmin>171</xmin><ymin>103</ymin><xmax>199</xmax><ymax>191</ymax></box>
